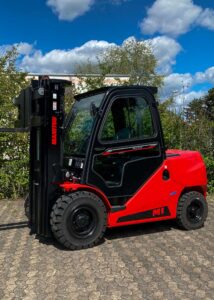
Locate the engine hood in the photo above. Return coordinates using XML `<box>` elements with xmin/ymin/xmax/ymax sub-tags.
<box><xmin>165</xmin><ymin>149</ymin><xmax>207</xmax><ymax>192</ymax></box>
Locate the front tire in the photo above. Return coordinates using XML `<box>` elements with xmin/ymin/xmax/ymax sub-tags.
<box><xmin>176</xmin><ymin>191</ymin><xmax>208</xmax><ymax>230</ymax></box>
<box><xmin>50</xmin><ymin>191</ymin><xmax>107</xmax><ymax>250</ymax></box>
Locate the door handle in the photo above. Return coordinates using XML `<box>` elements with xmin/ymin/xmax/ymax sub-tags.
<box><xmin>102</xmin><ymin>143</ymin><xmax>157</xmax><ymax>156</ymax></box>
<box><xmin>163</xmin><ymin>169</ymin><xmax>170</xmax><ymax>180</ymax></box>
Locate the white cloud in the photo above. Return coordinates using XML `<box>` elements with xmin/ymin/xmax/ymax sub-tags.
<box><xmin>18</xmin><ymin>36</ymin><xmax>181</xmax><ymax>75</ymax></box>
<box><xmin>15</xmin><ymin>43</ymin><xmax>34</xmax><ymax>55</ymax></box>
<box><xmin>194</xmin><ymin>66</ymin><xmax>214</xmax><ymax>84</ymax></box>
<box><xmin>0</xmin><ymin>44</ymin><xmax>11</xmax><ymax>56</ymax></box>
<box><xmin>20</xmin><ymin>40</ymin><xmax>115</xmax><ymax>73</ymax></box>
<box><xmin>46</xmin><ymin>0</ymin><xmax>95</xmax><ymax>21</ymax></box>
<box><xmin>160</xmin><ymin>66</ymin><xmax>214</xmax><ymax>103</ymax></box>
<box><xmin>46</xmin><ymin>0</ymin><xmax>129</xmax><ymax>21</ymax></box>
<box><xmin>197</xmin><ymin>8</ymin><xmax>214</xmax><ymax>30</ymax></box>
<box><xmin>141</xmin><ymin>0</ymin><xmax>214</xmax><ymax>37</ymax></box>
<box><xmin>148</xmin><ymin>36</ymin><xmax>182</xmax><ymax>74</ymax></box>
<box><xmin>141</xmin><ymin>0</ymin><xmax>201</xmax><ymax>36</ymax></box>
<box><xmin>174</xmin><ymin>90</ymin><xmax>206</xmax><ymax>105</ymax></box>
<box><xmin>161</xmin><ymin>72</ymin><xmax>193</xmax><ymax>99</ymax></box>
<box><xmin>0</xmin><ymin>42</ymin><xmax>34</xmax><ymax>56</ymax></box>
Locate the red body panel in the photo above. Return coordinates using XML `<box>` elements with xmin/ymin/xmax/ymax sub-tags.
<box><xmin>59</xmin><ymin>149</ymin><xmax>207</xmax><ymax>228</ymax></box>
<box><xmin>59</xmin><ymin>182</ymin><xmax>112</xmax><ymax>210</ymax></box>
<box><xmin>108</xmin><ymin>149</ymin><xmax>207</xmax><ymax>227</ymax></box>
<box><xmin>165</xmin><ymin>150</ymin><xmax>207</xmax><ymax>193</ymax></box>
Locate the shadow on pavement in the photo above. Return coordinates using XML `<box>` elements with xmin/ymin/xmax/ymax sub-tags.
<box><xmin>37</xmin><ymin>220</ymin><xmax>177</xmax><ymax>251</ymax></box>
<box><xmin>105</xmin><ymin>220</ymin><xmax>176</xmax><ymax>240</ymax></box>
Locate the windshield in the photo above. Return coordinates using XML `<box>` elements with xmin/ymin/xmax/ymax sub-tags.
<box><xmin>64</xmin><ymin>93</ymin><xmax>105</xmax><ymax>156</ymax></box>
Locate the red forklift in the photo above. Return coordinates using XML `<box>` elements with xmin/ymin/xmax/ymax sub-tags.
<box><xmin>0</xmin><ymin>77</ymin><xmax>208</xmax><ymax>250</ymax></box>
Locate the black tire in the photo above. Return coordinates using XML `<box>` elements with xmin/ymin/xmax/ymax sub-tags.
<box><xmin>176</xmin><ymin>191</ymin><xmax>208</xmax><ymax>230</ymax></box>
<box><xmin>50</xmin><ymin>191</ymin><xmax>107</xmax><ymax>250</ymax></box>
<box><xmin>24</xmin><ymin>194</ymin><xmax>30</xmax><ymax>220</ymax></box>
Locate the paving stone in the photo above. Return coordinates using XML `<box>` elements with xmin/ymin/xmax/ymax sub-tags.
<box><xmin>0</xmin><ymin>197</ymin><xmax>213</xmax><ymax>299</ymax></box>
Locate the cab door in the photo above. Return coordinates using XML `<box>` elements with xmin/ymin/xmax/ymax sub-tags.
<box><xmin>86</xmin><ymin>88</ymin><xmax>165</xmax><ymax>206</ymax></box>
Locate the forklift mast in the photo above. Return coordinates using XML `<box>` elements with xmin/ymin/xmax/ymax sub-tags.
<box><xmin>1</xmin><ymin>77</ymin><xmax>68</xmax><ymax>237</ymax></box>
<box><xmin>29</xmin><ymin>78</ymin><xmax>69</xmax><ymax>237</ymax></box>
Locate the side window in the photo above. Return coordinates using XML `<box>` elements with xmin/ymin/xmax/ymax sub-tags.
<box><xmin>100</xmin><ymin>97</ymin><xmax>154</xmax><ymax>142</ymax></box>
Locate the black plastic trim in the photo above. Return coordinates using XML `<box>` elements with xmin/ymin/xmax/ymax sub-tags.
<box><xmin>111</xmin><ymin>205</ymin><xmax>126</xmax><ymax>213</ymax></box>
<box><xmin>117</xmin><ymin>206</ymin><xmax>170</xmax><ymax>223</ymax></box>
<box><xmin>166</xmin><ymin>153</ymin><xmax>180</xmax><ymax>158</ymax></box>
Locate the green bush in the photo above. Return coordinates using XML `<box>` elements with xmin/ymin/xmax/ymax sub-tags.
<box><xmin>0</xmin><ymin>133</ymin><xmax>29</xmax><ymax>199</ymax></box>
<box><xmin>0</xmin><ymin>48</ymin><xmax>29</xmax><ymax>199</ymax></box>
<box><xmin>204</xmin><ymin>156</ymin><xmax>214</xmax><ymax>194</ymax></box>
<box><xmin>0</xmin><ymin>157</ymin><xmax>29</xmax><ymax>199</ymax></box>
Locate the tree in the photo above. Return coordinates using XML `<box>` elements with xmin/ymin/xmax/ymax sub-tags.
<box><xmin>184</xmin><ymin>92</ymin><xmax>214</xmax><ymax>193</ymax></box>
<box><xmin>0</xmin><ymin>48</ymin><xmax>29</xmax><ymax>198</ymax></box>
<box><xmin>185</xmin><ymin>90</ymin><xmax>214</xmax><ymax>122</ymax></box>
<box><xmin>0</xmin><ymin>48</ymin><xmax>28</xmax><ymax>125</ymax></box>
<box><xmin>204</xmin><ymin>88</ymin><xmax>214</xmax><ymax>121</ymax></box>
<box><xmin>159</xmin><ymin>98</ymin><xmax>185</xmax><ymax>149</ymax></box>
<box><xmin>75</xmin><ymin>37</ymin><xmax>163</xmax><ymax>92</ymax></box>
<box><xmin>183</xmin><ymin>92</ymin><xmax>214</xmax><ymax>157</ymax></box>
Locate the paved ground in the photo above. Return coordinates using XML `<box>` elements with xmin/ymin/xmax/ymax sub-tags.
<box><xmin>0</xmin><ymin>198</ymin><xmax>213</xmax><ymax>300</ymax></box>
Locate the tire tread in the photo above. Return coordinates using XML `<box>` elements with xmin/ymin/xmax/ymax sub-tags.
<box><xmin>176</xmin><ymin>191</ymin><xmax>208</xmax><ymax>230</ymax></box>
<box><xmin>50</xmin><ymin>191</ymin><xmax>107</xmax><ymax>250</ymax></box>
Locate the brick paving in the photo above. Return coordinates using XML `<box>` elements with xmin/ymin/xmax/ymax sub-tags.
<box><xmin>0</xmin><ymin>197</ymin><xmax>213</xmax><ymax>300</ymax></box>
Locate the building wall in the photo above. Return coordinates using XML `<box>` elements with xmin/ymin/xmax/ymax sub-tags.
<box><xmin>27</xmin><ymin>74</ymin><xmax>129</xmax><ymax>89</ymax></box>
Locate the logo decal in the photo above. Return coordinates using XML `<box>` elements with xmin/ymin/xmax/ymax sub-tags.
<box><xmin>117</xmin><ymin>206</ymin><xmax>170</xmax><ymax>223</ymax></box>
<box><xmin>152</xmin><ymin>207</ymin><xmax>165</xmax><ymax>217</ymax></box>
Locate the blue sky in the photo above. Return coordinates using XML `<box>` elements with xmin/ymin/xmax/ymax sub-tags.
<box><xmin>0</xmin><ymin>0</ymin><xmax>214</xmax><ymax>103</ymax></box>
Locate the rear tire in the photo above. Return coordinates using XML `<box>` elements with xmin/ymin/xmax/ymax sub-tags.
<box><xmin>176</xmin><ymin>191</ymin><xmax>208</xmax><ymax>230</ymax></box>
<box><xmin>50</xmin><ymin>191</ymin><xmax>107</xmax><ymax>250</ymax></box>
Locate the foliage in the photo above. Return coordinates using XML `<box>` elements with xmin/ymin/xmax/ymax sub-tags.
<box><xmin>184</xmin><ymin>92</ymin><xmax>214</xmax><ymax>193</ymax></box>
<box><xmin>0</xmin><ymin>133</ymin><xmax>29</xmax><ymax>199</ymax></box>
<box><xmin>75</xmin><ymin>37</ymin><xmax>163</xmax><ymax>92</ymax></box>
<box><xmin>64</xmin><ymin>82</ymin><xmax>76</xmax><ymax>113</ymax></box>
<box><xmin>159</xmin><ymin>99</ymin><xmax>185</xmax><ymax>149</ymax></box>
<box><xmin>204</xmin><ymin>156</ymin><xmax>214</xmax><ymax>193</ymax></box>
<box><xmin>159</xmin><ymin>95</ymin><xmax>214</xmax><ymax>193</ymax></box>
<box><xmin>0</xmin><ymin>48</ymin><xmax>28</xmax><ymax>125</ymax></box>
<box><xmin>0</xmin><ymin>48</ymin><xmax>29</xmax><ymax>199</ymax></box>
<box><xmin>183</xmin><ymin>90</ymin><xmax>214</xmax><ymax>157</ymax></box>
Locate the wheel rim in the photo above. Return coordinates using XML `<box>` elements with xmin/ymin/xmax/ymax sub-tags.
<box><xmin>68</xmin><ymin>206</ymin><xmax>97</xmax><ymax>238</ymax></box>
<box><xmin>186</xmin><ymin>199</ymin><xmax>204</xmax><ymax>224</ymax></box>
